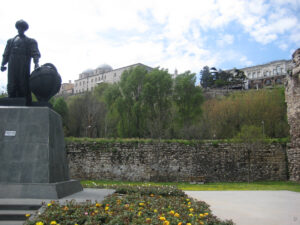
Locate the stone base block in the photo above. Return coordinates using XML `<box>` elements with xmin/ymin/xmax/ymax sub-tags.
<box><xmin>0</xmin><ymin>180</ymin><xmax>83</xmax><ymax>199</ymax></box>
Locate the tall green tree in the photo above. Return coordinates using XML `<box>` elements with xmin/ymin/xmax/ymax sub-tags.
<box><xmin>200</xmin><ymin>66</ymin><xmax>213</xmax><ymax>88</ymax></box>
<box><xmin>104</xmin><ymin>65</ymin><xmax>149</xmax><ymax>138</ymax></box>
<box><xmin>173</xmin><ymin>71</ymin><xmax>204</xmax><ymax>127</ymax></box>
<box><xmin>53</xmin><ymin>97</ymin><xmax>69</xmax><ymax>127</ymax></box>
<box><xmin>142</xmin><ymin>68</ymin><xmax>173</xmax><ymax>138</ymax></box>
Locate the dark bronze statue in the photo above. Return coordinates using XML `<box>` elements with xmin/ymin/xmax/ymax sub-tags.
<box><xmin>1</xmin><ymin>20</ymin><xmax>41</xmax><ymax>104</ymax></box>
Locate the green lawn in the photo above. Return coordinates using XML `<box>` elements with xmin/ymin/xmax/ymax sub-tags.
<box><xmin>81</xmin><ymin>180</ymin><xmax>300</xmax><ymax>192</ymax></box>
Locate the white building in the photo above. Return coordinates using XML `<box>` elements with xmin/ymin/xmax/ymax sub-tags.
<box><xmin>241</xmin><ymin>60</ymin><xmax>293</xmax><ymax>88</ymax></box>
<box><xmin>74</xmin><ymin>63</ymin><xmax>153</xmax><ymax>94</ymax></box>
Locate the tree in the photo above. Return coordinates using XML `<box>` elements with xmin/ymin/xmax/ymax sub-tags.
<box><xmin>53</xmin><ymin>97</ymin><xmax>68</xmax><ymax>124</ymax></box>
<box><xmin>141</xmin><ymin>68</ymin><xmax>173</xmax><ymax>138</ymax></box>
<box><xmin>200</xmin><ymin>66</ymin><xmax>213</xmax><ymax>88</ymax></box>
<box><xmin>173</xmin><ymin>71</ymin><xmax>204</xmax><ymax>131</ymax></box>
<box><xmin>104</xmin><ymin>65</ymin><xmax>149</xmax><ymax>138</ymax></box>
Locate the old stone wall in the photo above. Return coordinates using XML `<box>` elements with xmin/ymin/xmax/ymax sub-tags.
<box><xmin>285</xmin><ymin>74</ymin><xmax>300</xmax><ymax>181</ymax></box>
<box><xmin>66</xmin><ymin>142</ymin><xmax>287</xmax><ymax>182</ymax></box>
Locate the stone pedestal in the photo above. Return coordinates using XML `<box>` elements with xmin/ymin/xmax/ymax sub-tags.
<box><xmin>0</xmin><ymin>106</ymin><xmax>82</xmax><ymax>198</ymax></box>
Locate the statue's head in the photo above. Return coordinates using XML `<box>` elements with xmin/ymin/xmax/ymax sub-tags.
<box><xmin>15</xmin><ymin>20</ymin><xmax>29</xmax><ymax>35</ymax></box>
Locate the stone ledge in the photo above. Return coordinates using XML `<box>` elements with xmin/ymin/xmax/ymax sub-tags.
<box><xmin>0</xmin><ymin>180</ymin><xmax>83</xmax><ymax>199</ymax></box>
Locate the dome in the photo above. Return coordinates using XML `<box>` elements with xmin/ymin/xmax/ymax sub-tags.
<box><xmin>96</xmin><ymin>64</ymin><xmax>113</xmax><ymax>73</ymax></box>
<box><xmin>82</xmin><ymin>68</ymin><xmax>93</xmax><ymax>74</ymax></box>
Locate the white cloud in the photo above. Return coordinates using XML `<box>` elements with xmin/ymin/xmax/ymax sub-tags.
<box><xmin>279</xmin><ymin>43</ymin><xmax>289</xmax><ymax>50</ymax></box>
<box><xmin>217</xmin><ymin>34</ymin><xmax>234</xmax><ymax>47</ymax></box>
<box><xmin>0</xmin><ymin>0</ymin><xmax>298</xmax><ymax>86</ymax></box>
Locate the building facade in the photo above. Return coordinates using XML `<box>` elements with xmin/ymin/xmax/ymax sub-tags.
<box><xmin>57</xmin><ymin>80</ymin><xmax>74</xmax><ymax>96</ymax></box>
<box><xmin>74</xmin><ymin>63</ymin><xmax>153</xmax><ymax>94</ymax></box>
<box><xmin>241</xmin><ymin>60</ymin><xmax>293</xmax><ymax>89</ymax></box>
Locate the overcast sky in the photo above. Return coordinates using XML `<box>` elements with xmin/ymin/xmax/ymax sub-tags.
<box><xmin>0</xmin><ymin>0</ymin><xmax>299</xmax><ymax>92</ymax></box>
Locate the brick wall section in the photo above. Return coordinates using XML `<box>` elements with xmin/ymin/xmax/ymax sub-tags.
<box><xmin>285</xmin><ymin>75</ymin><xmax>300</xmax><ymax>181</ymax></box>
<box><xmin>66</xmin><ymin>142</ymin><xmax>287</xmax><ymax>182</ymax></box>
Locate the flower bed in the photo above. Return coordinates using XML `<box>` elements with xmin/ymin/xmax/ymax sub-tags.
<box><xmin>25</xmin><ymin>186</ymin><xmax>234</xmax><ymax>225</ymax></box>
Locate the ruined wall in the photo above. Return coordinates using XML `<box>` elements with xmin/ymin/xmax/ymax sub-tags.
<box><xmin>285</xmin><ymin>74</ymin><xmax>300</xmax><ymax>181</ymax></box>
<box><xmin>66</xmin><ymin>142</ymin><xmax>287</xmax><ymax>182</ymax></box>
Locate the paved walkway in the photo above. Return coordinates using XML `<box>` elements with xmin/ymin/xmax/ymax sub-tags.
<box><xmin>185</xmin><ymin>191</ymin><xmax>300</xmax><ymax>225</ymax></box>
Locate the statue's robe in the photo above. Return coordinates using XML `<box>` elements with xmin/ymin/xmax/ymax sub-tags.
<box><xmin>2</xmin><ymin>35</ymin><xmax>40</xmax><ymax>102</ymax></box>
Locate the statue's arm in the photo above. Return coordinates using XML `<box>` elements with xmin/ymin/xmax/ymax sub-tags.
<box><xmin>1</xmin><ymin>39</ymin><xmax>11</xmax><ymax>71</ymax></box>
<box><xmin>1</xmin><ymin>40</ymin><xmax>11</xmax><ymax>66</ymax></box>
<box><xmin>30</xmin><ymin>39</ymin><xmax>41</xmax><ymax>68</ymax></box>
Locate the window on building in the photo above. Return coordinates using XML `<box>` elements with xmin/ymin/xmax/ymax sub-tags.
<box><xmin>277</xmin><ymin>66</ymin><xmax>281</xmax><ymax>74</ymax></box>
<box><xmin>91</xmin><ymin>79</ymin><xmax>93</xmax><ymax>82</ymax></box>
<box><xmin>265</xmin><ymin>79</ymin><xmax>271</xmax><ymax>85</ymax></box>
<box><xmin>257</xmin><ymin>71</ymin><xmax>261</xmax><ymax>77</ymax></box>
<box><xmin>266</xmin><ymin>71</ymin><xmax>269</xmax><ymax>76</ymax></box>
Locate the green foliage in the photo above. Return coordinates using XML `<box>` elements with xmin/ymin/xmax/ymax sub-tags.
<box><xmin>104</xmin><ymin>66</ymin><xmax>149</xmax><ymax>138</ymax></box>
<box><xmin>0</xmin><ymin>92</ymin><xmax>8</xmax><ymax>98</ymax></box>
<box><xmin>173</xmin><ymin>72</ymin><xmax>203</xmax><ymax>126</ymax></box>
<box><xmin>200</xmin><ymin>66</ymin><xmax>213</xmax><ymax>88</ymax></box>
<box><xmin>200</xmin><ymin>66</ymin><xmax>246</xmax><ymax>89</ymax></box>
<box><xmin>200</xmin><ymin>88</ymin><xmax>289</xmax><ymax>139</ymax></box>
<box><xmin>142</xmin><ymin>68</ymin><xmax>173</xmax><ymax>138</ymax></box>
<box><xmin>25</xmin><ymin>186</ymin><xmax>234</xmax><ymax>225</ymax></box>
<box><xmin>53</xmin><ymin>97</ymin><xmax>68</xmax><ymax>123</ymax></box>
<box><xmin>235</xmin><ymin>125</ymin><xmax>264</xmax><ymax>142</ymax></box>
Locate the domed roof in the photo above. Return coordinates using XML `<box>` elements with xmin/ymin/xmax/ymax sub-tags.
<box><xmin>96</xmin><ymin>64</ymin><xmax>113</xmax><ymax>72</ymax></box>
<box><xmin>82</xmin><ymin>68</ymin><xmax>93</xmax><ymax>74</ymax></box>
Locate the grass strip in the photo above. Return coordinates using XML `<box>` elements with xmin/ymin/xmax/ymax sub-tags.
<box><xmin>81</xmin><ymin>180</ymin><xmax>300</xmax><ymax>192</ymax></box>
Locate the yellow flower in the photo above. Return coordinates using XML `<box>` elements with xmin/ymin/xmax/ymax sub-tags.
<box><xmin>159</xmin><ymin>216</ymin><xmax>166</xmax><ymax>221</ymax></box>
<box><xmin>138</xmin><ymin>211</ymin><xmax>142</xmax><ymax>216</ymax></box>
<box><xmin>188</xmin><ymin>202</ymin><xmax>191</xmax><ymax>205</ymax></box>
<box><xmin>204</xmin><ymin>212</ymin><xmax>209</xmax><ymax>216</ymax></box>
<box><xmin>199</xmin><ymin>222</ymin><xmax>204</xmax><ymax>225</ymax></box>
<box><xmin>95</xmin><ymin>203</ymin><xmax>101</xmax><ymax>207</ymax></box>
<box><xmin>47</xmin><ymin>203</ymin><xmax>52</xmax><ymax>207</ymax></box>
<box><xmin>124</xmin><ymin>204</ymin><xmax>129</xmax><ymax>208</ymax></box>
<box><xmin>50</xmin><ymin>221</ymin><xmax>57</xmax><ymax>225</ymax></box>
<box><xmin>36</xmin><ymin>222</ymin><xmax>44</xmax><ymax>225</ymax></box>
<box><xmin>178</xmin><ymin>223</ymin><xmax>182</xmax><ymax>225</ymax></box>
<box><xmin>163</xmin><ymin>221</ymin><xmax>170</xmax><ymax>225</ymax></box>
<box><xmin>199</xmin><ymin>213</ymin><xmax>204</xmax><ymax>217</ymax></box>
<box><xmin>154</xmin><ymin>209</ymin><xmax>158</xmax><ymax>213</ymax></box>
<box><xmin>187</xmin><ymin>223</ymin><xmax>192</xmax><ymax>225</ymax></box>
<box><xmin>105</xmin><ymin>206</ymin><xmax>109</xmax><ymax>211</ymax></box>
<box><xmin>25</xmin><ymin>214</ymin><xmax>30</xmax><ymax>217</ymax></box>
<box><xmin>139</xmin><ymin>202</ymin><xmax>145</xmax><ymax>206</ymax></box>
<box><xmin>174</xmin><ymin>213</ymin><xmax>180</xmax><ymax>217</ymax></box>
<box><xmin>146</xmin><ymin>218</ymin><xmax>151</xmax><ymax>222</ymax></box>
<box><xmin>169</xmin><ymin>210</ymin><xmax>175</xmax><ymax>215</ymax></box>
<box><xmin>189</xmin><ymin>213</ymin><xmax>193</xmax><ymax>217</ymax></box>
<box><xmin>189</xmin><ymin>208</ymin><xmax>194</xmax><ymax>212</ymax></box>
<box><xmin>186</xmin><ymin>198</ymin><xmax>190</xmax><ymax>201</ymax></box>
<box><xmin>150</xmin><ymin>193</ymin><xmax>154</xmax><ymax>197</ymax></box>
